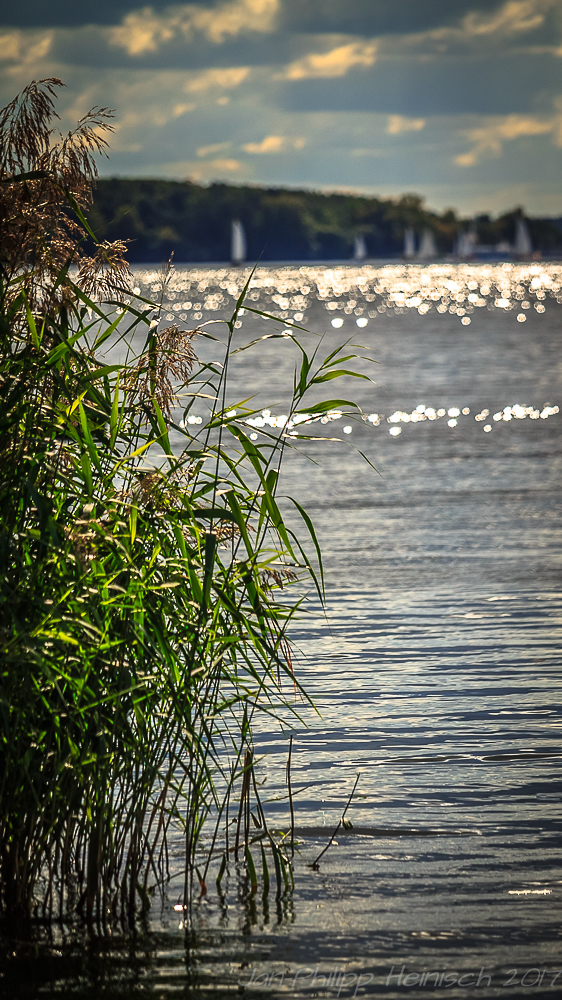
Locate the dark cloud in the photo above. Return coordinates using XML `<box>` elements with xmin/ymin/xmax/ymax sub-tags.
<box><xmin>49</xmin><ymin>26</ymin><xmax>298</xmax><ymax>70</ymax></box>
<box><xmin>1</xmin><ymin>0</ymin><xmax>212</xmax><ymax>28</ymax></box>
<box><xmin>0</xmin><ymin>0</ymin><xmax>509</xmax><ymax>32</ymax></box>
<box><xmin>279</xmin><ymin>0</ymin><xmax>503</xmax><ymax>36</ymax></box>
<box><xmin>278</xmin><ymin>53</ymin><xmax>562</xmax><ymax>117</ymax></box>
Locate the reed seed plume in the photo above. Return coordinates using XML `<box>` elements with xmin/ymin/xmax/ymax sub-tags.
<box><xmin>123</xmin><ymin>322</ymin><xmax>198</xmax><ymax>418</ymax></box>
<box><xmin>0</xmin><ymin>78</ymin><xmax>130</xmax><ymax>314</ymax></box>
<box><xmin>77</xmin><ymin>240</ymin><xmax>132</xmax><ymax>303</ymax></box>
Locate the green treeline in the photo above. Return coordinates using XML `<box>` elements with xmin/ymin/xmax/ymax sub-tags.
<box><xmin>88</xmin><ymin>178</ymin><xmax>562</xmax><ymax>262</ymax></box>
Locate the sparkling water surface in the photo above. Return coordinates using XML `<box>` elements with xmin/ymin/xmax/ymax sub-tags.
<box><xmin>11</xmin><ymin>264</ymin><xmax>562</xmax><ymax>998</ymax></box>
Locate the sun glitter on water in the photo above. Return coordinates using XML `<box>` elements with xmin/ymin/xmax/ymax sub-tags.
<box><xmin>135</xmin><ymin>261</ymin><xmax>560</xmax><ymax>441</ymax></box>
<box><xmin>133</xmin><ymin>261</ymin><xmax>562</xmax><ymax>329</ymax></box>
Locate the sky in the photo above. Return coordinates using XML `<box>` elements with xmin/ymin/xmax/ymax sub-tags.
<box><xmin>2</xmin><ymin>0</ymin><xmax>562</xmax><ymax>216</ymax></box>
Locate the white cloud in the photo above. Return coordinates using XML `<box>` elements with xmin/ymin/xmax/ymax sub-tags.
<box><xmin>196</xmin><ymin>0</ymin><xmax>278</xmax><ymax>44</ymax></box>
<box><xmin>188</xmin><ymin>157</ymin><xmax>244</xmax><ymax>178</ymax></box>
<box><xmin>244</xmin><ymin>134</ymin><xmax>284</xmax><ymax>152</ymax></box>
<box><xmin>173</xmin><ymin>102</ymin><xmax>195</xmax><ymax>117</ymax></box>
<box><xmin>137</xmin><ymin>156</ymin><xmax>250</xmax><ymax>181</ymax></box>
<box><xmin>461</xmin><ymin>0</ymin><xmax>554</xmax><ymax>38</ymax></box>
<box><xmin>207</xmin><ymin>157</ymin><xmax>242</xmax><ymax>170</ymax></box>
<box><xmin>197</xmin><ymin>141</ymin><xmax>231</xmax><ymax>157</ymax></box>
<box><xmin>108</xmin><ymin>10</ymin><xmax>174</xmax><ymax>56</ymax></box>
<box><xmin>184</xmin><ymin>67</ymin><xmax>249</xmax><ymax>93</ymax></box>
<box><xmin>0</xmin><ymin>30</ymin><xmax>53</xmax><ymax>70</ymax></box>
<box><xmin>455</xmin><ymin>113</ymin><xmax>557</xmax><ymax>165</ymax></box>
<box><xmin>109</xmin><ymin>0</ymin><xmax>278</xmax><ymax>56</ymax></box>
<box><xmin>280</xmin><ymin>41</ymin><xmax>377</xmax><ymax>80</ymax></box>
<box><xmin>387</xmin><ymin>115</ymin><xmax>426</xmax><ymax>135</ymax></box>
<box><xmin>243</xmin><ymin>134</ymin><xmax>305</xmax><ymax>153</ymax></box>
<box><xmin>0</xmin><ymin>32</ymin><xmax>26</xmax><ymax>62</ymax></box>
<box><xmin>55</xmin><ymin>75</ymin><xmax>204</xmax><ymax>140</ymax></box>
<box><xmin>352</xmin><ymin>148</ymin><xmax>392</xmax><ymax>158</ymax></box>
<box><xmin>376</xmin><ymin>0</ymin><xmax>557</xmax><ymax>61</ymax></box>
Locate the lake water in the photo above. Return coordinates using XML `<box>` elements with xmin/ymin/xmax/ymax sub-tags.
<box><xmin>7</xmin><ymin>263</ymin><xmax>562</xmax><ymax>998</ymax></box>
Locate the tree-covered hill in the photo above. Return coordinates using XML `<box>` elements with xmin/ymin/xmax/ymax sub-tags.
<box><xmin>88</xmin><ymin>178</ymin><xmax>562</xmax><ymax>262</ymax></box>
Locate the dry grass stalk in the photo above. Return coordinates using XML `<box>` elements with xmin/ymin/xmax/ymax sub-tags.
<box><xmin>260</xmin><ymin>567</ymin><xmax>299</xmax><ymax>592</ymax></box>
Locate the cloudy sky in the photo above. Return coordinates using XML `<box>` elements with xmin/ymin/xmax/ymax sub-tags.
<box><xmin>2</xmin><ymin>0</ymin><xmax>562</xmax><ymax>215</ymax></box>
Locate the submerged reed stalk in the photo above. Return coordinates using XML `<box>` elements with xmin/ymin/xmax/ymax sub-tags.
<box><xmin>0</xmin><ymin>79</ymin><xmax>369</xmax><ymax>936</ymax></box>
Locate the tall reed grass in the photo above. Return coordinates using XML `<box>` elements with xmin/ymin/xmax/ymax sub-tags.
<box><xmin>0</xmin><ymin>79</ymin><xmax>368</xmax><ymax>935</ymax></box>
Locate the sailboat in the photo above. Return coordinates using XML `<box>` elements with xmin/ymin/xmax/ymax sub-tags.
<box><xmin>231</xmin><ymin>219</ymin><xmax>246</xmax><ymax>265</ymax></box>
<box><xmin>456</xmin><ymin>228</ymin><xmax>476</xmax><ymax>258</ymax></box>
<box><xmin>403</xmin><ymin>227</ymin><xmax>415</xmax><ymax>259</ymax></box>
<box><xmin>353</xmin><ymin>235</ymin><xmax>367</xmax><ymax>261</ymax></box>
<box><xmin>514</xmin><ymin>218</ymin><xmax>532</xmax><ymax>257</ymax></box>
<box><xmin>417</xmin><ymin>229</ymin><xmax>437</xmax><ymax>260</ymax></box>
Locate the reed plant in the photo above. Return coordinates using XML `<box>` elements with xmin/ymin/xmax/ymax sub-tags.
<box><xmin>0</xmin><ymin>79</ymin><xmax>368</xmax><ymax>936</ymax></box>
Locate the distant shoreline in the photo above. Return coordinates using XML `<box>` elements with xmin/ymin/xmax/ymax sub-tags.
<box><xmin>129</xmin><ymin>256</ymin><xmax>562</xmax><ymax>269</ymax></box>
<box><xmin>89</xmin><ymin>178</ymin><xmax>562</xmax><ymax>264</ymax></box>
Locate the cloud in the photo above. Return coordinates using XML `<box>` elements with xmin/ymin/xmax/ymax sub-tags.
<box><xmin>0</xmin><ymin>32</ymin><xmax>25</xmax><ymax>61</ymax></box>
<box><xmin>49</xmin><ymin>73</ymin><xmax>214</xmax><ymax>141</ymax></box>
<box><xmin>461</xmin><ymin>0</ymin><xmax>554</xmax><ymax>38</ymax></box>
<box><xmin>455</xmin><ymin>112</ymin><xmax>556</xmax><ymax>165</ymax></box>
<box><xmin>208</xmin><ymin>158</ymin><xmax>242</xmax><ymax>170</ymax></box>
<box><xmin>278</xmin><ymin>0</ymin><xmax>487</xmax><ymax>38</ymax></box>
<box><xmin>280</xmin><ymin>41</ymin><xmax>377</xmax><ymax>80</ymax></box>
<box><xmin>387</xmin><ymin>114</ymin><xmax>426</xmax><ymax>134</ymax></box>
<box><xmin>244</xmin><ymin>134</ymin><xmax>284</xmax><ymax>152</ymax></box>
<box><xmin>108</xmin><ymin>0</ymin><xmax>278</xmax><ymax>56</ymax></box>
<box><xmin>243</xmin><ymin>134</ymin><xmax>305</xmax><ymax>153</ymax></box>
<box><xmin>173</xmin><ymin>102</ymin><xmax>195</xmax><ymax>117</ymax></box>
<box><xmin>108</xmin><ymin>9</ymin><xmax>174</xmax><ymax>55</ymax></box>
<box><xmin>197</xmin><ymin>141</ymin><xmax>231</xmax><ymax>157</ymax></box>
<box><xmin>373</xmin><ymin>0</ymin><xmax>557</xmax><ymax>62</ymax></box>
<box><xmin>352</xmin><ymin>148</ymin><xmax>391</xmax><ymax>158</ymax></box>
<box><xmin>0</xmin><ymin>29</ymin><xmax>53</xmax><ymax>69</ymax></box>
<box><xmin>277</xmin><ymin>47</ymin><xmax>555</xmax><ymax>117</ymax></box>
<box><xmin>141</xmin><ymin>156</ymin><xmax>249</xmax><ymax>182</ymax></box>
<box><xmin>184</xmin><ymin>67</ymin><xmax>249</xmax><ymax>93</ymax></box>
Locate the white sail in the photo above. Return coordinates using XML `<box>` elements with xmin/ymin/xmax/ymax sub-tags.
<box><xmin>417</xmin><ymin>229</ymin><xmax>437</xmax><ymax>259</ymax></box>
<box><xmin>456</xmin><ymin>228</ymin><xmax>476</xmax><ymax>257</ymax></box>
<box><xmin>404</xmin><ymin>227</ymin><xmax>416</xmax><ymax>258</ymax></box>
<box><xmin>231</xmin><ymin>219</ymin><xmax>246</xmax><ymax>264</ymax></box>
<box><xmin>514</xmin><ymin>218</ymin><xmax>532</xmax><ymax>256</ymax></box>
<box><xmin>353</xmin><ymin>235</ymin><xmax>367</xmax><ymax>261</ymax></box>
